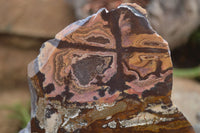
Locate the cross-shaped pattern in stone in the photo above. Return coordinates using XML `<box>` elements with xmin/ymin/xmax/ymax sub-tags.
<box><xmin>27</xmin><ymin>3</ymin><xmax>194</xmax><ymax>133</ymax></box>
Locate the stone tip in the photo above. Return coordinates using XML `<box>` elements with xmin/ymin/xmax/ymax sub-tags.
<box><xmin>119</xmin><ymin>3</ymin><xmax>147</xmax><ymax>17</ymax></box>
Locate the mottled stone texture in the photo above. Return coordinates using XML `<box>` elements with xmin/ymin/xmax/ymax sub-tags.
<box><xmin>22</xmin><ymin>3</ymin><xmax>194</xmax><ymax>133</ymax></box>
<box><xmin>68</xmin><ymin>0</ymin><xmax>200</xmax><ymax>49</ymax></box>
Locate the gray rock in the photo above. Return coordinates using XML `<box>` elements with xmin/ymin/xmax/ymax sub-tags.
<box><xmin>147</xmin><ymin>0</ymin><xmax>200</xmax><ymax>49</ymax></box>
<box><xmin>172</xmin><ymin>77</ymin><xmax>200</xmax><ymax>126</ymax></box>
<box><xmin>194</xmin><ymin>124</ymin><xmax>200</xmax><ymax>133</ymax></box>
<box><xmin>197</xmin><ymin>112</ymin><xmax>200</xmax><ymax>122</ymax></box>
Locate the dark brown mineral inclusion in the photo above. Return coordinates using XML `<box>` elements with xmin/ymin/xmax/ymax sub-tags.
<box><xmin>25</xmin><ymin>3</ymin><xmax>194</xmax><ymax>133</ymax></box>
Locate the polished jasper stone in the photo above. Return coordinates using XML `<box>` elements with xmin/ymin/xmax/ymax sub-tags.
<box><xmin>24</xmin><ymin>3</ymin><xmax>194</xmax><ymax>133</ymax></box>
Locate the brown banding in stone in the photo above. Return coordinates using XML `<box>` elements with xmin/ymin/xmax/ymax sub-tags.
<box><xmin>26</xmin><ymin>3</ymin><xmax>194</xmax><ymax>133</ymax></box>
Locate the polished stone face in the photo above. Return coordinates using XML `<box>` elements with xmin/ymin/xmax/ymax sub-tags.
<box><xmin>26</xmin><ymin>3</ymin><xmax>194</xmax><ymax>133</ymax></box>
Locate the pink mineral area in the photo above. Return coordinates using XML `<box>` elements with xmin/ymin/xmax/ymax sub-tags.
<box><xmin>23</xmin><ymin>3</ymin><xmax>194</xmax><ymax>133</ymax></box>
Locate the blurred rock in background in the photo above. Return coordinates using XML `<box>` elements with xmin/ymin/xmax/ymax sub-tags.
<box><xmin>0</xmin><ymin>0</ymin><xmax>75</xmax><ymax>38</ymax></box>
<box><xmin>0</xmin><ymin>0</ymin><xmax>75</xmax><ymax>132</ymax></box>
<box><xmin>148</xmin><ymin>0</ymin><xmax>200</xmax><ymax>50</ymax></box>
<box><xmin>172</xmin><ymin>28</ymin><xmax>200</xmax><ymax>68</ymax></box>
<box><xmin>67</xmin><ymin>0</ymin><xmax>200</xmax><ymax>50</ymax></box>
<box><xmin>67</xmin><ymin>0</ymin><xmax>150</xmax><ymax>19</ymax></box>
<box><xmin>172</xmin><ymin>77</ymin><xmax>200</xmax><ymax>132</ymax></box>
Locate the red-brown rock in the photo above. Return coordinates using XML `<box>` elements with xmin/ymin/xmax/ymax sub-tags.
<box><xmin>22</xmin><ymin>3</ymin><xmax>194</xmax><ymax>133</ymax></box>
<box><xmin>68</xmin><ymin>0</ymin><xmax>200</xmax><ymax>49</ymax></box>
